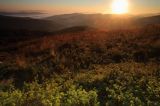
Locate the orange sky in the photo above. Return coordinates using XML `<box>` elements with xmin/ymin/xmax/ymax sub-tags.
<box><xmin>0</xmin><ymin>0</ymin><xmax>159</xmax><ymax>15</ymax></box>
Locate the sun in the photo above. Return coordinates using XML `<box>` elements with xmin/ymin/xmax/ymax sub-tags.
<box><xmin>111</xmin><ymin>0</ymin><xmax>129</xmax><ymax>14</ymax></box>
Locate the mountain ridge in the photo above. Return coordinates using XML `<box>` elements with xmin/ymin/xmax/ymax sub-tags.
<box><xmin>0</xmin><ymin>13</ymin><xmax>160</xmax><ymax>32</ymax></box>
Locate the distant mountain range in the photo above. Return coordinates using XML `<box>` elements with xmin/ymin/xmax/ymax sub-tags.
<box><xmin>0</xmin><ymin>13</ymin><xmax>160</xmax><ymax>32</ymax></box>
<box><xmin>45</xmin><ymin>13</ymin><xmax>134</xmax><ymax>30</ymax></box>
<box><xmin>45</xmin><ymin>13</ymin><xmax>160</xmax><ymax>30</ymax></box>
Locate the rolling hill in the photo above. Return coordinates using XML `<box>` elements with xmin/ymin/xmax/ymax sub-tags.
<box><xmin>45</xmin><ymin>13</ymin><xmax>160</xmax><ymax>30</ymax></box>
<box><xmin>0</xmin><ymin>13</ymin><xmax>160</xmax><ymax>33</ymax></box>
<box><xmin>0</xmin><ymin>15</ymin><xmax>61</xmax><ymax>31</ymax></box>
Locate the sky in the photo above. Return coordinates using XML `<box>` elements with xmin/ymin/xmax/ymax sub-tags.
<box><xmin>0</xmin><ymin>0</ymin><xmax>160</xmax><ymax>15</ymax></box>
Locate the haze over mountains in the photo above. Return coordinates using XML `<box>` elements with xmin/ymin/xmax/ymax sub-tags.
<box><xmin>0</xmin><ymin>13</ymin><xmax>160</xmax><ymax>32</ymax></box>
<box><xmin>0</xmin><ymin>11</ymin><xmax>49</xmax><ymax>18</ymax></box>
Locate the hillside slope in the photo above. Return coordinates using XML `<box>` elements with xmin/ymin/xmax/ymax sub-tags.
<box><xmin>0</xmin><ymin>15</ymin><xmax>61</xmax><ymax>31</ymax></box>
<box><xmin>45</xmin><ymin>13</ymin><xmax>160</xmax><ymax>30</ymax></box>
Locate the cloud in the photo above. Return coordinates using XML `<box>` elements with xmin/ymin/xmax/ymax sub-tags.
<box><xmin>0</xmin><ymin>10</ymin><xmax>45</xmax><ymax>15</ymax></box>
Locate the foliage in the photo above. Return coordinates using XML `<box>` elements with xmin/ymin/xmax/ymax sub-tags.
<box><xmin>0</xmin><ymin>62</ymin><xmax>160</xmax><ymax>106</ymax></box>
<box><xmin>0</xmin><ymin>25</ymin><xmax>160</xmax><ymax>105</ymax></box>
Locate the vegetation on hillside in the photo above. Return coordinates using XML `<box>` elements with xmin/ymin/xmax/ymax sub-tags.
<box><xmin>0</xmin><ymin>24</ymin><xmax>160</xmax><ymax>106</ymax></box>
<box><xmin>0</xmin><ymin>62</ymin><xmax>160</xmax><ymax>106</ymax></box>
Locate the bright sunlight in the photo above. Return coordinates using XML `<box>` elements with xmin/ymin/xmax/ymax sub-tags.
<box><xmin>112</xmin><ymin>0</ymin><xmax>129</xmax><ymax>14</ymax></box>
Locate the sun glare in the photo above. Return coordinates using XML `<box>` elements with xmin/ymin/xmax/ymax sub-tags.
<box><xmin>112</xmin><ymin>0</ymin><xmax>129</xmax><ymax>14</ymax></box>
